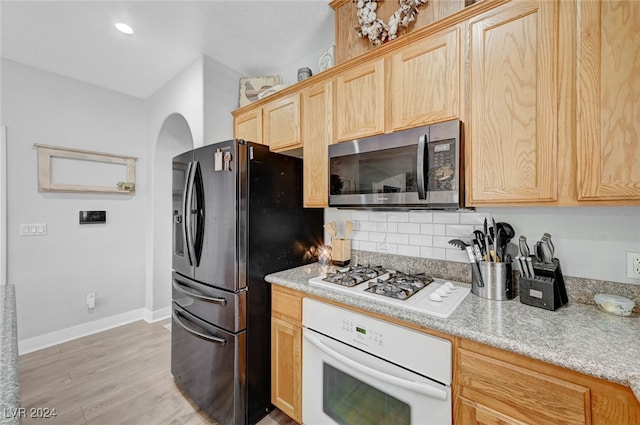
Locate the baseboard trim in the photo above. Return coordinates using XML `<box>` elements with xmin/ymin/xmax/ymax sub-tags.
<box><xmin>144</xmin><ymin>306</ymin><xmax>171</xmax><ymax>323</ymax></box>
<box><xmin>18</xmin><ymin>306</ymin><xmax>169</xmax><ymax>355</ymax></box>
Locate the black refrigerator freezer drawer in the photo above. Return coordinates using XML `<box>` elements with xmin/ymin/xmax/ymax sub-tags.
<box><xmin>172</xmin><ymin>271</ymin><xmax>246</xmax><ymax>333</ymax></box>
<box><xmin>171</xmin><ymin>304</ymin><xmax>246</xmax><ymax>425</ymax></box>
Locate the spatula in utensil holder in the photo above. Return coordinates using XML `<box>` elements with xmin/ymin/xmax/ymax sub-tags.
<box><xmin>519</xmin><ymin>258</ymin><xmax>568</xmax><ymax>311</ymax></box>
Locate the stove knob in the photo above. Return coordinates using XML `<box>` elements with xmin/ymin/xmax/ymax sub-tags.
<box><xmin>444</xmin><ymin>281</ymin><xmax>456</xmax><ymax>290</ymax></box>
<box><xmin>436</xmin><ymin>288</ymin><xmax>448</xmax><ymax>297</ymax></box>
<box><xmin>429</xmin><ymin>292</ymin><xmax>443</xmax><ymax>302</ymax></box>
<box><xmin>440</xmin><ymin>285</ymin><xmax>452</xmax><ymax>294</ymax></box>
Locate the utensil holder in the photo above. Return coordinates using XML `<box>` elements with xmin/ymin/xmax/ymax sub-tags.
<box><xmin>519</xmin><ymin>258</ymin><xmax>568</xmax><ymax>311</ymax></box>
<box><xmin>472</xmin><ymin>261</ymin><xmax>515</xmax><ymax>301</ymax></box>
<box><xmin>331</xmin><ymin>237</ymin><xmax>351</xmax><ymax>266</ymax></box>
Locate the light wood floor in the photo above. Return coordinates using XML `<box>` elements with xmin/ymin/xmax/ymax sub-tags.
<box><xmin>19</xmin><ymin>319</ymin><xmax>297</xmax><ymax>425</ymax></box>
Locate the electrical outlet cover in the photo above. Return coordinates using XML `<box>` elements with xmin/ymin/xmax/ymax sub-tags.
<box><xmin>626</xmin><ymin>252</ymin><xmax>640</xmax><ymax>279</ymax></box>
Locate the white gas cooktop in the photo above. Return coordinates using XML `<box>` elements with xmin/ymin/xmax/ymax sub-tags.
<box><xmin>308</xmin><ymin>266</ymin><xmax>470</xmax><ymax>319</ymax></box>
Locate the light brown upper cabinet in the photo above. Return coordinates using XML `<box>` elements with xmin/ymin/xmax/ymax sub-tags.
<box><xmin>302</xmin><ymin>80</ymin><xmax>333</xmax><ymax>208</ymax></box>
<box><xmin>576</xmin><ymin>0</ymin><xmax>640</xmax><ymax>201</ymax></box>
<box><xmin>335</xmin><ymin>57</ymin><xmax>385</xmax><ymax>142</ymax></box>
<box><xmin>467</xmin><ymin>0</ymin><xmax>558</xmax><ymax>204</ymax></box>
<box><xmin>389</xmin><ymin>25</ymin><xmax>462</xmax><ymax>131</ymax></box>
<box><xmin>263</xmin><ymin>93</ymin><xmax>302</xmax><ymax>152</ymax></box>
<box><xmin>234</xmin><ymin>108</ymin><xmax>262</xmax><ymax>144</ymax></box>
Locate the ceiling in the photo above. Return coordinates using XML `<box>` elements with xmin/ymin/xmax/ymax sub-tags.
<box><xmin>0</xmin><ymin>0</ymin><xmax>335</xmax><ymax>99</ymax></box>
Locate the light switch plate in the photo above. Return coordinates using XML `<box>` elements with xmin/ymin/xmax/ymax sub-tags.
<box><xmin>20</xmin><ymin>223</ymin><xmax>47</xmax><ymax>236</ymax></box>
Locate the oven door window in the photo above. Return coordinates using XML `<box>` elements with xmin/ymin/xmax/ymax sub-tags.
<box><xmin>322</xmin><ymin>362</ymin><xmax>410</xmax><ymax>425</ymax></box>
<box><xmin>330</xmin><ymin>146</ymin><xmax>417</xmax><ymax>196</ymax></box>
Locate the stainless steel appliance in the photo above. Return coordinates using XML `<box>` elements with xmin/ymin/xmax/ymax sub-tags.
<box><xmin>171</xmin><ymin>140</ymin><xmax>323</xmax><ymax>425</ymax></box>
<box><xmin>302</xmin><ymin>298</ymin><xmax>453</xmax><ymax>425</ymax></box>
<box><xmin>329</xmin><ymin>119</ymin><xmax>463</xmax><ymax>209</ymax></box>
<box><xmin>308</xmin><ymin>265</ymin><xmax>470</xmax><ymax>319</ymax></box>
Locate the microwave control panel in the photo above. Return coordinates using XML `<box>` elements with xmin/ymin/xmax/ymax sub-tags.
<box><xmin>429</xmin><ymin>139</ymin><xmax>457</xmax><ymax>191</ymax></box>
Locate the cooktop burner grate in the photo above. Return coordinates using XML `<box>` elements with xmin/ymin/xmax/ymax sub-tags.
<box><xmin>365</xmin><ymin>272</ymin><xmax>434</xmax><ymax>300</ymax></box>
<box><xmin>322</xmin><ymin>265</ymin><xmax>386</xmax><ymax>287</ymax></box>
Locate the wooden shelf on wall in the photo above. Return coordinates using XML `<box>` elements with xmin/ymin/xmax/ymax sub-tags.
<box><xmin>35</xmin><ymin>144</ymin><xmax>137</xmax><ymax>194</ymax></box>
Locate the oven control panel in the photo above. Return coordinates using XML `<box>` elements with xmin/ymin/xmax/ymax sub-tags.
<box><xmin>341</xmin><ymin>319</ymin><xmax>385</xmax><ymax>348</ymax></box>
<box><xmin>304</xmin><ymin>298</ymin><xmax>452</xmax><ymax>385</ymax></box>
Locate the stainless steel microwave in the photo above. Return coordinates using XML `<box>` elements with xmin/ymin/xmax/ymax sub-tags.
<box><xmin>328</xmin><ymin>119</ymin><xmax>463</xmax><ymax>209</ymax></box>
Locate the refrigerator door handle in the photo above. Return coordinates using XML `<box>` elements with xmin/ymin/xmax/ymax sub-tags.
<box><xmin>173</xmin><ymin>310</ymin><xmax>227</xmax><ymax>346</ymax></box>
<box><xmin>184</xmin><ymin>161</ymin><xmax>198</xmax><ymax>266</ymax></box>
<box><xmin>172</xmin><ymin>278</ymin><xmax>228</xmax><ymax>305</ymax></box>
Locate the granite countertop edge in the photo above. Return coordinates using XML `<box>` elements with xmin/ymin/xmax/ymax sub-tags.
<box><xmin>266</xmin><ymin>263</ymin><xmax>640</xmax><ymax>403</ymax></box>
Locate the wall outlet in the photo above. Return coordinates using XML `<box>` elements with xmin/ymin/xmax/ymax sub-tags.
<box><xmin>627</xmin><ymin>252</ymin><xmax>640</xmax><ymax>279</ymax></box>
<box><xmin>86</xmin><ymin>292</ymin><xmax>96</xmax><ymax>309</ymax></box>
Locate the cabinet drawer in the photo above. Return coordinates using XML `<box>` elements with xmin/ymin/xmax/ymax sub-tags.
<box><xmin>458</xmin><ymin>348</ymin><xmax>590</xmax><ymax>425</ymax></box>
<box><xmin>272</xmin><ymin>287</ymin><xmax>302</xmax><ymax>323</ymax></box>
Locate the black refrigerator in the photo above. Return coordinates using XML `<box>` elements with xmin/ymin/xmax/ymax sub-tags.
<box><xmin>171</xmin><ymin>140</ymin><xmax>323</xmax><ymax>425</ymax></box>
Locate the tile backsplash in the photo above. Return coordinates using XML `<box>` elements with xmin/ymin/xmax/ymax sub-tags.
<box><xmin>325</xmin><ymin>206</ymin><xmax>640</xmax><ymax>286</ymax></box>
<box><xmin>326</xmin><ymin>209</ymin><xmax>488</xmax><ymax>263</ymax></box>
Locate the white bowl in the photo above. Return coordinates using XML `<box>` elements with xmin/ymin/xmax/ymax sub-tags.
<box><xmin>594</xmin><ymin>293</ymin><xmax>635</xmax><ymax>316</ymax></box>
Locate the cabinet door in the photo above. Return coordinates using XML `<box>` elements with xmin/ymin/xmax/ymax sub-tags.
<box><xmin>271</xmin><ymin>317</ymin><xmax>302</xmax><ymax>423</ymax></box>
<box><xmin>576</xmin><ymin>0</ymin><xmax>640</xmax><ymax>200</ymax></box>
<box><xmin>263</xmin><ymin>93</ymin><xmax>302</xmax><ymax>152</ymax></box>
<box><xmin>335</xmin><ymin>58</ymin><xmax>385</xmax><ymax>142</ymax></box>
<box><xmin>234</xmin><ymin>109</ymin><xmax>262</xmax><ymax>144</ymax></box>
<box><xmin>302</xmin><ymin>80</ymin><xmax>333</xmax><ymax>207</ymax></box>
<box><xmin>457</xmin><ymin>348</ymin><xmax>590</xmax><ymax>425</ymax></box>
<box><xmin>390</xmin><ymin>25</ymin><xmax>461</xmax><ymax>131</ymax></box>
<box><xmin>457</xmin><ymin>397</ymin><xmax>528</xmax><ymax>425</ymax></box>
<box><xmin>467</xmin><ymin>0</ymin><xmax>558</xmax><ymax>204</ymax></box>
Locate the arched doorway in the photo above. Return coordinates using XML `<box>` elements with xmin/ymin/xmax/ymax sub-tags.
<box><xmin>151</xmin><ymin>114</ymin><xmax>193</xmax><ymax>314</ymax></box>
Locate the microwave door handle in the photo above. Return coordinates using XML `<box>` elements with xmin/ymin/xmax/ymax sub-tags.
<box><xmin>417</xmin><ymin>134</ymin><xmax>428</xmax><ymax>200</ymax></box>
<box><xmin>303</xmin><ymin>331</ymin><xmax>447</xmax><ymax>401</ymax></box>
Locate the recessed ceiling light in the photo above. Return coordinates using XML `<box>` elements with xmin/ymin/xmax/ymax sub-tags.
<box><xmin>115</xmin><ymin>23</ymin><xmax>134</xmax><ymax>35</ymax></box>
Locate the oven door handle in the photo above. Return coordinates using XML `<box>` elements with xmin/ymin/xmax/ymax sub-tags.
<box><xmin>417</xmin><ymin>134</ymin><xmax>428</xmax><ymax>200</ymax></box>
<box><xmin>303</xmin><ymin>331</ymin><xmax>447</xmax><ymax>401</ymax></box>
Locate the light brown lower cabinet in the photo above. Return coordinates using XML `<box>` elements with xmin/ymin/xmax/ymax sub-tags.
<box><xmin>271</xmin><ymin>286</ymin><xmax>303</xmax><ymax>423</ymax></box>
<box><xmin>455</xmin><ymin>338</ymin><xmax>640</xmax><ymax>425</ymax></box>
<box><xmin>270</xmin><ymin>287</ymin><xmax>640</xmax><ymax>425</ymax></box>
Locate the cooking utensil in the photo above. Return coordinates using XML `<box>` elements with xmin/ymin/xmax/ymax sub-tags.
<box><xmin>541</xmin><ymin>232</ymin><xmax>554</xmax><ymax>259</ymax></box>
<box><xmin>525</xmin><ymin>257</ymin><xmax>535</xmax><ymax>277</ymax></box>
<box><xmin>497</xmin><ymin>222</ymin><xmax>515</xmax><ymax>242</ymax></box>
<box><xmin>518</xmin><ymin>236</ymin><xmax>530</xmax><ymax>258</ymax></box>
<box><xmin>473</xmin><ymin>230</ymin><xmax>486</xmax><ymax>253</ymax></box>
<box><xmin>449</xmin><ymin>239</ymin><xmax>484</xmax><ymax>286</ymax></box>
<box><xmin>494</xmin><ymin>228</ymin><xmax>502</xmax><ymax>262</ymax></box>
<box><xmin>505</xmin><ymin>242</ymin><xmax>519</xmax><ymax>262</ymax></box>
<box><xmin>448</xmin><ymin>239</ymin><xmax>469</xmax><ymax>250</ymax></box>
<box><xmin>345</xmin><ymin>220</ymin><xmax>353</xmax><ymax>238</ymax></box>
<box><xmin>540</xmin><ymin>240</ymin><xmax>554</xmax><ymax>265</ymax></box>
<box><xmin>324</xmin><ymin>221</ymin><xmax>338</xmax><ymax>239</ymax></box>
<box><xmin>534</xmin><ymin>241</ymin><xmax>543</xmax><ymax>263</ymax></box>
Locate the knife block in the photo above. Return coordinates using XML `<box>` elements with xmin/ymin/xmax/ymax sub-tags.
<box><xmin>519</xmin><ymin>258</ymin><xmax>568</xmax><ymax>311</ymax></box>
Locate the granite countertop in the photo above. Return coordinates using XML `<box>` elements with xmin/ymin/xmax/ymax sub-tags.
<box><xmin>266</xmin><ymin>263</ymin><xmax>640</xmax><ymax>403</ymax></box>
<box><xmin>0</xmin><ymin>284</ymin><xmax>20</xmax><ymax>425</ymax></box>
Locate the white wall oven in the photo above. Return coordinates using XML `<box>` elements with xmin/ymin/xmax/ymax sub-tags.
<box><xmin>302</xmin><ymin>299</ymin><xmax>452</xmax><ymax>425</ymax></box>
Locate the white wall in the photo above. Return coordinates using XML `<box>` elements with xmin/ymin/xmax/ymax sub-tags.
<box><xmin>144</xmin><ymin>58</ymin><xmax>203</xmax><ymax>316</ymax></box>
<box><xmin>325</xmin><ymin>206</ymin><xmax>640</xmax><ymax>285</ymax></box>
<box><xmin>203</xmin><ymin>55</ymin><xmax>244</xmax><ymax>143</ymax></box>
<box><xmin>144</xmin><ymin>54</ymin><xmax>242</xmax><ymax>316</ymax></box>
<box><xmin>1</xmin><ymin>59</ymin><xmax>148</xmax><ymax>341</ymax></box>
